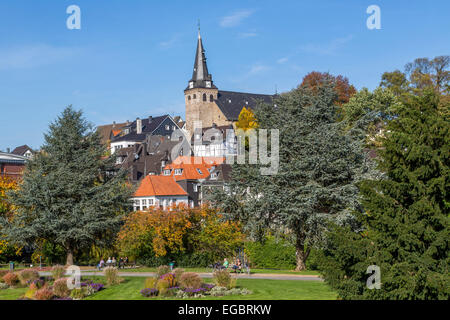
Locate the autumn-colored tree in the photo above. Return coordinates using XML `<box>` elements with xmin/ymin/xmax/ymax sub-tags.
<box><xmin>236</xmin><ymin>107</ymin><xmax>259</xmax><ymax>131</ymax></box>
<box><xmin>116</xmin><ymin>205</ymin><xmax>244</xmax><ymax>262</ymax></box>
<box><xmin>0</xmin><ymin>176</ymin><xmax>21</xmax><ymax>259</ymax></box>
<box><xmin>300</xmin><ymin>71</ymin><xmax>356</xmax><ymax>106</ymax></box>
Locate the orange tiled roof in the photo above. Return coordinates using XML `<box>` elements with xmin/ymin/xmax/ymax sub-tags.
<box><xmin>163</xmin><ymin>156</ymin><xmax>225</xmax><ymax>181</ymax></box>
<box><xmin>111</xmin><ymin>129</ymin><xmax>122</xmax><ymax>137</ymax></box>
<box><xmin>134</xmin><ymin>175</ymin><xmax>188</xmax><ymax>197</ymax></box>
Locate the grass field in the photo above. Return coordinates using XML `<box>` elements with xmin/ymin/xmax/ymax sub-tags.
<box><xmin>113</xmin><ymin>267</ymin><xmax>320</xmax><ymax>276</ymax></box>
<box><xmin>0</xmin><ymin>276</ymin><xmax>336</xmax><ymax>300</ymax></box>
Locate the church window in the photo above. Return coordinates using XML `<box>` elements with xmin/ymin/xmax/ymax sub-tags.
<box><xmin>210</xmin><ymin>95</ymin><xmax>213</xmax><ymax>102</ymax></box>
<box><xmin>188</xmin><ymin>95</ymin><xmax>191</xmax><ymax>100</ymax></box>
<box><xmin>203</xmin><ymin>93</ymin><xmax>207</xmax><ymax>101</ymax></box>
<box><xmin>193</xmin><ymin>94</ymin><xmax>197</xmax><ymax>99</ymax></box>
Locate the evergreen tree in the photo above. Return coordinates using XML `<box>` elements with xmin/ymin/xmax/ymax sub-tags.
<box><xmin>210</xmin><ymin>80</ymin><xmax>372</xmax><ymax>270</ymax></box>
<box><xmin>1</xmin><ymin>106</ymin><xmax>133</xmax><ymax>265</ymax></box>
<box><xmin>319</xmin><ymin>91</ymin><xmax>449</xmax><ymax>299</ymax></box>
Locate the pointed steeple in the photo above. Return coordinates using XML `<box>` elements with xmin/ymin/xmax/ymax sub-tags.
<box><xmin>187</xmin><ymin>28</ymin><xmax>216</xmax><ymax>90</ymax></box>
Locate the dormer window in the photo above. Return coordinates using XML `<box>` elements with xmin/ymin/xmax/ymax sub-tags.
<box><xmin>189</xmin><ymin>81</ymin><xmax>194</xmax><ymax>89</ymax></box>
<box><xmin>174</xmin><ymin>169</ymin><xmax>183</xmax><ymax>175</ymax></box>
<box><xmin>205</xmin><ymin>81</ymin><xmax>211</xmax><ymax>88</ymax></box>
<box><xmin>163</xmin><ymin>169</ymin><xmax>171</xmax><ymax>176</ymax></box>
<box><xmin>197</xmin><ymin>169</ymin><xmax>202</xmax><ymax>175</ymax></box>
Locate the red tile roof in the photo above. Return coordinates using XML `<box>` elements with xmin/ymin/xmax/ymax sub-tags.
<box><xmin>163</xmin><ymin>156</ymin><xmax>225</xmax><ymax>181</ymax></box>
<box><xmin>134</xmin><ymin>175</ymin><xmax>188</xmax><ymax>197</ymax></box>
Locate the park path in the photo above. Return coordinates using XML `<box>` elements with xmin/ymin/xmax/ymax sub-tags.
<box><xmin>38</xmin><ymin>271</ymin><xmax>322</xmax><ymax>281</ymax></box>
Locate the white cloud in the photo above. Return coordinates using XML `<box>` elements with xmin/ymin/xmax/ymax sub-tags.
<box><xmin>277</xmin><ymin>57</ymin><xmax>289</xmax><ymax>64</ymax></box>
<box><xmin>300</xmin><ymin>35</ymin><xmax>354</xmax><ymax>56</ymax></box>
<box><xmin>220</xmin><ymin>9</ymin><xmax>255</xmax><ymax>28</ymax></box>
<box><xmin>238</xmin><ymin>32</ymin><xmax>258</xmax><ymax>39</ymax></box>
<box><xmin>0</xmin><ymin>44</ymin><xmax>82</xmax><ymax>70</ymax></box>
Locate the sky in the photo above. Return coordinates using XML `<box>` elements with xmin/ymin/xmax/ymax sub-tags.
<box><xmin>0</xmin><ymin>0</ymin><xmax>449</xmax><ymax>150</ymax></box>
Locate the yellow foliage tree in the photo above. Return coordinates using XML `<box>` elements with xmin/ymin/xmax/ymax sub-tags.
<box><xmin>0</xmin><ymin>176</ymin><xmax>20</xmax><ymax>256</ymax></box>
<box><xmin>236</xmin><ymin>107</ymin><xmax>258</xmax><ymax>131</ymax></box>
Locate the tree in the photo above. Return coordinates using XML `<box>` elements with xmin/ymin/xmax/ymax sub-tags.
<box><xmin>236</xmin><ymin>107</ymin><xmax>259</xmax><ymax>131</ymax></box>
<box><xmin>1</xmin><ymin>106</ymin><xmax>132</xmax><ymax>265</ymax></box>
<box><xmin>116</xmin><ymin>205</ymin><xmax>244</xmax><ymax>263</ymax></box>
<box><xmin>340</xmin><ymin>87</ymin><xmax>401</xmax><ymax>147</ymax></box>
<box><xmin>380</xmin><ymin>70</ymin><xmax>409</xmax><ymax>96</ymax></box>
<box><xmin>300</xmin><ymin>71</ymin><xmax>356</xmax><ymax>106</ymax></box>
<box><xmin>0</xmin><ymin>176</ymin><xmax>21</xmax><ymax>261</ymax></box>
<box><xmin>211</xmin><ymin>79</ymin><xmax>372</xmax><ymax>270</ymax></box>
<box><xmin>319</xmin><ymin>90</ymin><xmax>449</xmax><ymax>299</ymax></box>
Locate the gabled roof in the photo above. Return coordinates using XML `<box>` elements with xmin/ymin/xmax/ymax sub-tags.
<box><xmin>192</xmin><ymin>124</ymin><xmax>234</xmax><ymax>144</ymax></box>
<box><xmin>215</xmin><ymin>90</ymin><xmax>274</xmax><ymax>121</ymax></box>
<box><xmin>134</xmin><ymin>175</ymin><xmax>188</xmax><ymax>197</ymax></box>
<box><xmin>97</xmin><ymin>122</ymin><xmax>128</xmax><ymax>144</ymax></box>
<box><xmin>111</xmin><ymin>115</ymin><xmax>177</xmax><ymax>143</ymax></box>
<box><xmin>163</xmin><ymin>156</ymin><xmax>225</xmax><ymax>181</ymax></box>
<box><xmin>11</xmin><ymin>145</ymin><xmax>33</xmax><ymax>156</ymax></box>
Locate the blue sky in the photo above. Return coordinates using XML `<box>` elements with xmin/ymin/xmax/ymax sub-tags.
<box><xmin>1</xmin><ymin>0</ymin><xmax>449</xmax><ymax>150</ymax></box>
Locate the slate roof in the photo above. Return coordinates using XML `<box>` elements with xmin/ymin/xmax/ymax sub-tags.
<box><xmin>11</xmin><ymin>145</ymin><xmax>33</xmax><ymax>156</ymax></box>
<box><xmin>215</xmin><ymin>91</ymin><xmax>274</xmax><ymax>121</ymax></box>
<box><xmin>97</xmin><ymin>122</ymin><xmax>128</xmax><ymax>144</ymax></box>
<box><xmin>111</xmin><ymin>115</ymin><xmax>171</xmax><ymax>143</ymax></box>
<box><xmin>191</xmin><ymin>124</ymin><xmax>234</xmax><ymax>144</ymax></box>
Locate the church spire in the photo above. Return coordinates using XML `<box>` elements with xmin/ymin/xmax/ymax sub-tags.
<box><xmin>187</xmin><ymin>27</ymin><xmax>216</xmax><ymax>90</ymax></box>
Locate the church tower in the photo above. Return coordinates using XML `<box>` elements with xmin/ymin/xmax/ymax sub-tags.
<box><xmin>184</xmin><ymin>29</ymin><xmax>219</xmax><ymax>137</ymax></box>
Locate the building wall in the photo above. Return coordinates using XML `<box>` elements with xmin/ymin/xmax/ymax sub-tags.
<box><xmin>132</xmin><ymin>195</ymin><xmax>188</xmax><ymax>211</ymax></box>
<box><xmin>0</xmin><ymin>163</ymin><xmax>25</xmax><ymax>180</ymax></box>
<box><xmin>185</xmin><ymin>88</ymin><xmax>233</xmax><ymax>136</ymax></box>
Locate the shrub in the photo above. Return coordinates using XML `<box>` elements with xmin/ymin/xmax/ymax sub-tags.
<box><xmin>173</xmin><ymin>268</ymin><xmax>185</xmax><ymax>282</ymax></box>
<box><xmin>213</xmin><ymin>269</ymin><xmax>233</xmax><ymax>289</ymax></box>
<box><xmin>53</xmin><ymin>278</ymin><xmax>70</xmax><ymax>297</ymax></box>
<box><xmin>51</xmin><ymin>265</ymin><xmax>66</xmax><ymax>279</ymax></box>
<box><xmin>156</xmin><ymin>279</ymin><xmax>170</xmax><ymax>296</ymax></box>
<box><xmin>24</xmin><ymin>287</ymin><xmax>37</xmax><ymax>299</ymax></box>
<box><xmin>0</xmin><ymin>283</ymin><xmax>8</xmax><ymax>290</ymax></box>
<box><xmin>35</xmin><ymin>287</ymin><xmax>54</xmax><ymax>300</ymax></box>
<box><xmin>179</xmin><ymin>272</ymin><xmax>202</xmax><ymax>289</ymax></box>
<box><xmin>18</xmin><ymin>269</ymin><xmax>40</xmax><ymax>285</ymax></box>
<box><xmin>141</xmin><ymin>288</ymin><xmax>158</xmax><ymax>297</ymax></box>
<box><xmin>0</xmin><ymin>270</ymin><xmax>9</xmax><ymax>282</ymax></box>
<box><xmin>88</xmin><ymin>283</ymin><xmax>104</xmax><ymax>292</ymax></box>
<box><xmin>245</xmin><ymin>236</ymin><xmax>296</xmax><ymax>270</ymax></box>
<box><xmin>160</xmin><ymin>273</ymin><xmax>176</xmax><ymax>287</ymax></box>
<box><xmin>144</xmin><ymin>277</ymin><xmax>157</xmax><ymax>289</ymax></box>
<box><xmin>70</xmin><ymin>288</ymin><xmax>88</xmax><ymax>300</ymax></box>
<box><xmin>104</xmin><ymin>266</ymin><xmax>120</xmax><ymax>285</ymax></box>
<box><xmin>3</xmin><ymin>273</ymin><xmax>19</xmax><ymax>287</ymax></box>
<box><xmin>29</xmin><ymin>279</ymin><xmax>45</xmax><ymax>290</ymax></box>
<box><xmin>156</xmin><ymin>265</ymin><xmax>170</xmax><ymax>278</ymax></box>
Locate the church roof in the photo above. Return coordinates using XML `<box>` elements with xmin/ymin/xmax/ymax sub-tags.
<box><xmin>187</xmin><ymin>31</ymin><xmax>216</xmax><ymax>90</ymax></box>
<box><xmin>215</xmin><ymin>90</ymin><xmax>274</xmax><ymax>121</ymax></box>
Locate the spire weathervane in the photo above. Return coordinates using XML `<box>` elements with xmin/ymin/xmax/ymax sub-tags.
<box><xmin>197</xmin><ymin>19</ymin><xmax>201</xmax><ymax>38</ymax></box>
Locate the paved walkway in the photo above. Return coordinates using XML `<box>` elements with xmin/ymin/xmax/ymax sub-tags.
<box><xmin>38</xmin><ymin>271</ymin><xmax>322</xmax><ymax>281</ymax></box>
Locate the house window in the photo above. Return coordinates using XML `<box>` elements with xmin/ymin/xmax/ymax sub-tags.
<box><xmin>149</xmin><ymin>199</ymin><xmax>154</xmax><ymax>205</ymax></box>
<box><xmin>142</xmin><ymin>199</ymin><xmax>147</xmax><ymax>206</ymax></box>
<box><xmin>174</xmin><ymin>169</ymin><xmax>183</xmax><ymax>175</ymax></box>
<box><xmin>165</xmin><ymin>125</ymin><xmax>170</xmax><ymax>130</ymax></box>
<box><xmin>193</xmin><ymin>184</ymin><xmax>199</xmax><ymax>192</ymax></box>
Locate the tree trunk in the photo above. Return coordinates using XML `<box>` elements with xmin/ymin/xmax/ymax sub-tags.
<box><xmin>66</xmin><ymin>248</ymin><xmax>74</xmax><ymax>266</ymax></box>
<box><xmin>295</xmin><ymin>238</ymin><xmax>310</xmax><ymax>271</ymax></box>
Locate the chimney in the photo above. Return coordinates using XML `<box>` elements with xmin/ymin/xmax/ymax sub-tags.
<box><xmin>6</xmin><ymin>148</ymin><xmax>10</xmax><ymax>153</ymax></box>
<box><xmin>148</xmin><ymin>116</ymin><xmax>153</xmax><ymax>123</ymax></box>
<box><xmin>126</xmin><ymin>120</ymin><xmax>130</xmax><ymax>126</ymax></box>
<box><xmin>112</xmin><ymin>121</ymin><xmax>116</xmax><ymax>128</ymax></box>
<box><xmin>136</xmin><ymin>117</ymin><xmax>142</xmax><ymax>134</ymax></box>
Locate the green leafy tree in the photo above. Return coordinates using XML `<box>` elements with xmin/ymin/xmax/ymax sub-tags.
<box><xmin>211</xmin><ymin>79</ymin><xmax>373</xmax><ymax>270</ymax></box>
<box><xmin>1</xmin><ymin>106</ymin><xmax>133</xmax><ymax>265</ymax></box>
<box><xmin>319</xmin><ymin>91</ymin><xmax>449</xmax><ymax>299</ymax></box>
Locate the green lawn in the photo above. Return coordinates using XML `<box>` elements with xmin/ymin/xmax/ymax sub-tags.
<box><xmin>85</xmin><ymin>277</ymin><xmax>336</xmax><ymax>300</ymax></box>
<box><xmin>114</xmin><ymin>267</ymin><xmax>320</xmax><ymax>276</ymax></box>
<box><xmin>0</xmin><ymin>287</ymin><xmax>28</xmax><ymax>300</ymax></box>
